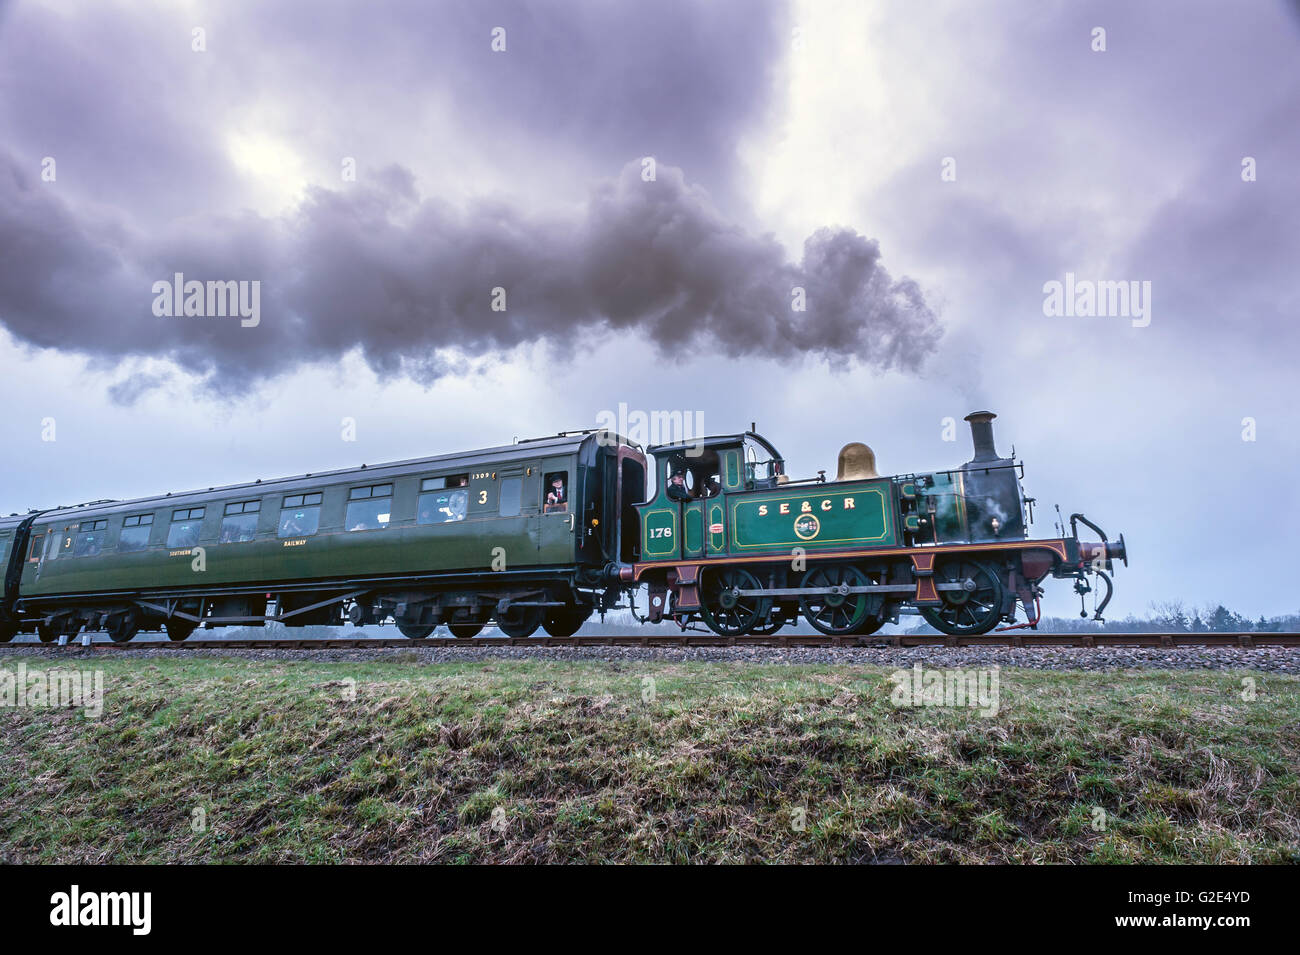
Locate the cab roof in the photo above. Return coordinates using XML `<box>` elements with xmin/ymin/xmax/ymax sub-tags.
<box><xmin>647</xmin><ymin>432</ymin><xmax>783</xmax><ymax>461</ymax></box>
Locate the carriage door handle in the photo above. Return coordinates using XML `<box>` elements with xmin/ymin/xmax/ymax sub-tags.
<box><xmin>567</xmin><ymin>513</ymin><xmax>575</xmax><ymax>532</ymax></box>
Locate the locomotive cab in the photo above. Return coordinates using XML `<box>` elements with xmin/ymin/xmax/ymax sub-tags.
<box><xmin>635</xmin><ymin>433</ymin><xmax>786</xmax><ymax>563</ymax></box>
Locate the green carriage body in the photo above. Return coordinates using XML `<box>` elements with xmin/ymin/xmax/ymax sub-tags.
<box><xmin>7</xmin><ymin>431</ymin><xmax>646</xmax><ymax>630</ymax></box>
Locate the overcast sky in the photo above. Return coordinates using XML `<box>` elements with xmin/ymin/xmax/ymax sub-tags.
<box><xmin>2</xmin><ymin>0</ymin><xmax>1298</xmax><ymax>619</ymax></box>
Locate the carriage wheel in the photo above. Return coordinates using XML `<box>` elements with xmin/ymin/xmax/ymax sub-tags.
<box><xmin>799</xmin><ymin>564</ymin><xmax>872</xmax><ymax>636</ymax></box>
<box><xmin>106</xmin><ymin>609</ymin><xmax>142</xmax><ymax>644</ymax></box>
<box><xmin>543</xmin><ymin>606</ymin><xmax>591</xmax><ymax>638</ymax></box>
<box><xmin>0</xmin><ymin>621</ymin><xmax>17</xmax><ymax>643</ymax></box>
<box><xmin>37</xmin><ymin>622</ymin><xmax>58</xmax><ymax>643</ymax></box>
<box><xmin>448</xmin><ymin>621</ymin><xmax>485</xmax><ymax>639</ymax></box>
<box><xmin>165</xmin><ymin>619</ymin><xmax>197</xmax><ymax>642</ymax></box>
<box><xmin>700</xmin><ymin>568</ymin><xmax>770</xmax><ymax>636</ymax></box>
<box><xmin>919</xmin><ymin>560</ymin><xmax>1004</xmax><ymax>636</ymax></box>
<box><xmin>398</xmin><ymin>623</ymin><xmax>435</xmax><ymax>639</ymax></box>
<box><xmin>497</xmin><ymin>607</ymin><xmax>543</xmax><ymax>638</ymax></box>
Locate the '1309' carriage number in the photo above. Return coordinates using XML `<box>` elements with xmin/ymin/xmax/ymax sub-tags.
<box><xmin>649</xmin><ymin>527</ymin><xmax>673</xmax><ymax>539</ymax></box>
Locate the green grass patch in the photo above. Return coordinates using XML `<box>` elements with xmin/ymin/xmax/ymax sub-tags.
<box><xmin>1</xmin><ymin>655</ymin><xmax>1296</xmax><ymax>863</ymax></box>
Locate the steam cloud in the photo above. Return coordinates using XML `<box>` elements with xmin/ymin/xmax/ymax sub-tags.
<box><xmin>0</xmin><ymin>155</ymin><xmax>940</xmax><ymax>395</ymax></box>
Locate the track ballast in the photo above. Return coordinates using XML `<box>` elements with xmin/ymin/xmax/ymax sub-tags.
<box><xmin>11</xmin><ymin>631</ymin><xmax>1299</xmax><ymax>650</ymax></box>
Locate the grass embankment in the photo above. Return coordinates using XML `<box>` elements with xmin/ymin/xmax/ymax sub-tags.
<box><xmin>1</xmin><ymin>655</ymin><xmax>1297</xmax><ymax>863</ymax></box>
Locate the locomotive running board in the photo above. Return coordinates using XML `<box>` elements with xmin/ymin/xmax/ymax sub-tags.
<box><xmin>734</xmin><ymin>581</ymin><xmax>973</xmax><ymax>598</ymax></box>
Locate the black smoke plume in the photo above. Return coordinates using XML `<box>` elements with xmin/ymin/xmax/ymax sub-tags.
<box><xmin>0</xmin><ymin>156</ymin><xmax>941</xmax><ymax>395</ymax></box>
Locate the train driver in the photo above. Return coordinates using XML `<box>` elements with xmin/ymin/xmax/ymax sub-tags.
<box><xmin>667</xmin><ymin>467</ymin><xmax>691</xmax><ymax>502</ymax></box>
<box><xmin>694</xmin><ymin>471</ymin><xmax>722</xmax><ymax>499</ymax></box>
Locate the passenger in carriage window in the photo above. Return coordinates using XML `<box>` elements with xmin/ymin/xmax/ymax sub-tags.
<box><xmin>438</xmin><ymin>489</ymin><xmax>468</xmax><ymax>522</ymax></box>
<box><xmin>544</xmin><ymin>473</ymin><xmax>568</xmax><ymax>513</ymax></box>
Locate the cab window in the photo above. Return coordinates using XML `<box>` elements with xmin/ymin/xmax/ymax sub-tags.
<box><xmin>220</xmin><ymin>500</ymin><xmax>261</xmax><ymax>543</ymax></box>
<box><xmin>279</xmin><ymin>492</ymin><xmax>322</xmax><ymax>537</ymax></box>
<box><xmin>744</xmin><ymin>439</ymin><xmax>782</xmax><ymax>489</ymax></box>
<box><xmin>417</xmin><ymin>476</ymin><xmax>468</xmax><ymax>524</ymax></box>
<box><xmin>166</xmin><ymin>507</ymin><xmax>206</xmax><ymax>549</ymax></box>
<box><xmin>73</xmin><ymin>519</ymin><xmax>108</xmax><ymax>557</ymax></box>
<box><xmin>346</xmin><ymin>483</ymin><xmax>392</xmax><ymax>531</ymax></box>
<box><xmin>118</xmin><ymin>513</ymin><xmax>154</xmax><ymax>552</ymax></box>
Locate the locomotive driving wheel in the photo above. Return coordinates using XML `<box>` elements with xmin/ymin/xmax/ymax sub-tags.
<box><xmin>847</xmin><ymin>616</ymin><xmax>886</xmax><ymax>636</ymax></box>
<box><xmin>919</xmin><ymin>559</ymin><xmax>1005</xmax><ymax>636</ymax></box>
<box><xmin>799</xmin><ymin>564</ymin><xmax>872</xmax><ymax>636</ymax></box>
<box><xmin>700</xmin><ymin>568</ymin><xmax>771</xmax><ymax>636</ymax></box>
<box><xmin>750</xmin><ymin>608</ymin><xmax>790</xmax><ymax>635</ymax></box>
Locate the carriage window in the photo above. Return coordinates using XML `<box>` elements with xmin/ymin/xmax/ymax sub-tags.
<box><xmin>279</xmin><ymin>492</ymin><xmax>322</xmax><ymax>538</ymax></box>
<box><xmin>29</xmin><ymin>535</ymin><xmax>45</xmax><ymax>561</ymax></box>
<box><xmin>166</xmin><ymin>507</ymin><xmax>205</xmax><ymax>549</ymax></box>
<box><xmin>73</xmin><ymin>519</ymin><xmax>109</xmax><ymax>557</ymax></box>
<box><xmin>499</xmin><ymin>477</ymin><xmax>522</xmax><ymax>517</ymax></box>
<box><xmin>220</xmin><ymin>500</ymin><xmax>261</xmax><ymax>543</ymax></box>
<box><xmin>118</xmin><ymin>513</ymin><xmax>154</xmax><ymax>552</ymax></box>
<box><xmin>346</xmin><ymin>483</ymin><xmax>392</xmax><ymax>531</ymax></box>
<box><xmin>543</xmin><ymin>472</ymin><xmax>568</xmax><ymax>513</ymax></box>
<box><xmin>417</xmin><ymin>477</ymin><xmax>468</xmax><ymax>524</ymax></box>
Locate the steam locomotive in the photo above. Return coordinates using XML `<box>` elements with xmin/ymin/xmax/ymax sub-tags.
<box><xmin>0</xmin><ymin>411</ymin><xmax>1124</xmax><ymax>642</ymax></box>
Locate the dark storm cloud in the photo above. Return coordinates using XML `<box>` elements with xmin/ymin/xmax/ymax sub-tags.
<box><xmin>0</xmin><ymin>0</ymin><xmax>788</xmax><ymax>218</ymax></box>
<box><xmin>0</xmin><ymin>0</ymin><xmax>947</xmax><ymax>392</ymax></box>
<box><xmin>235</xmin><ymin>0</ymin><xmax>791</xmax><ymax>202</ymax></box>
<box><xmin>0</xmin><ymin>156</ymin><xmax>940</xmax><ymax>391</ymax></box>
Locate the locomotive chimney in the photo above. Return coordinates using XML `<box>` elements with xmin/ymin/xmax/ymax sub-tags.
<box><xmin>964</xmin><ymin>411</ymin><xmax>999</xmax><ymax>463</ymax></box>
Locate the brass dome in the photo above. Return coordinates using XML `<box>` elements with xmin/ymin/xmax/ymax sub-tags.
<box><xmin>836</xmin><ymin>442</ymin><xmax>878</xmax><ymax>481</ymax></box>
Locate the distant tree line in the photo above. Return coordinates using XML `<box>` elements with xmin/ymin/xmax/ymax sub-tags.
<box><xmin>905</xmin><ymin>601</ymin><xmax>1300</xmax><ymax>634</ymax></box>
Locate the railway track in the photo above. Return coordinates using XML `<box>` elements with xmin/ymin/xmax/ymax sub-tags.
<box><xmin>9</xmin><ymin>632</ymin><xmax>1300</xmax><ymax>650</ymax></box>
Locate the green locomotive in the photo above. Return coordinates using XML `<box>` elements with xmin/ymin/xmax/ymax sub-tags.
<box><xmin>0</xmin><ymin>411</ymin><xmax>1123</xmax><ymax>642</ymax></box>
<box><xmin>627</xmin><ymin>412</ymin><xmax>1124</xmax><ymax>636</ymax></box>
